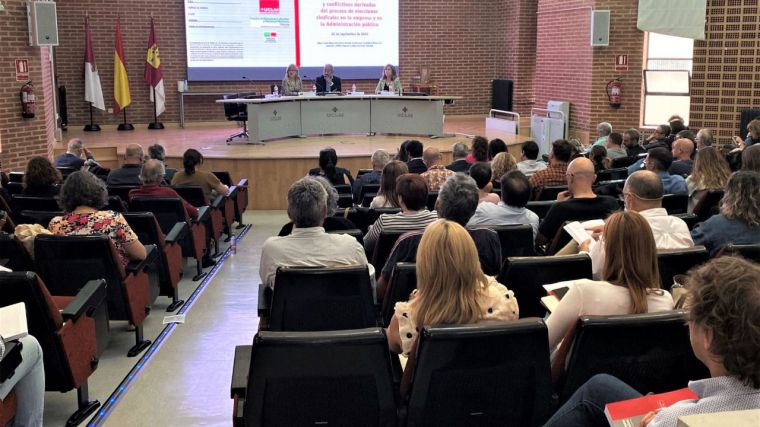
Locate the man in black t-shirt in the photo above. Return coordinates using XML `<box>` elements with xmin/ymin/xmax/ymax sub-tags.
<box><xmin>376</xmin><ymin>174</ymin><xmax>502</xmax><ymax>299</ymax></box>
<box><xmin>537</xmin><ymin>157</ymin><xmax>620</xmax><ymax>248</ymax></box>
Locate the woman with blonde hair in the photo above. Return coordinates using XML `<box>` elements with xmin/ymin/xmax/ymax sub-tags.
<box><xmin>370</xmin><ymin>160</ymin><xmax>408</xmax><ymax>208</ymax></box>
<box><xmin>490</xmin><ymin>152</ymin><xmax>518</xmax><ymax>185</ymax></box>
<box><xmin>686</xmin><ymin>146</ymin><xmax>731</xmax><ymax>212</ymax></box>
<box><xmin>281</xmin><ymin>64</ymin><xmax>302</xmax><ymax>96</ymax></box>
<box><xmin>387</xmin><ymin>219</ymin><xmax>519</xmax><ymax>355</ymax></box>
<box><xmin>375</xmin><ymin>64</ymin><xmax>402</xmax><ymax>94</ymax></box>
<box><xmin>546</xmin><ymin>211</ymin><xmax>673</xmax><ymax>353</ymax></box>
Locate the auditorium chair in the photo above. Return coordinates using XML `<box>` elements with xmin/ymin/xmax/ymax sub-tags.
<box><xmin>661</xmin><ymin>193</ymin><xmax>688</xmax><ymax>215</ymax></box>
<box><xmin>592</xmin><ymin>179</ymin><xmax>626</xmax><ymax>198</ymax></box>
<box><xmin>0</xmin><ymin>272</ymin><xmax>106</xmax><ymax>425</ymax></box>
<box><xmin>402</xmin><ymin>320</ymin><xmax>553</xmax><ymax>427</ymax></box>
<box><xmin>672</xmin><ymin>212</ymin><xmax>700</xmax><ymax>230</ymax></box>
<box><xmin>337</xmin><ymin>193</ymin><xmax>353</xmax><ymax>208</ymax></box>
<box><xmin>327</xmin><ymin>228</ymin><xmax>363</xmax><ymax>244</ymax></box>
<box><xmin>259</xmin><ymin>266</ymin><xmax>377</xmax><ymax>331</ymax></box>
<box><xmin>173</xmin><ymin>185</ymin><xmax>229</xmax><ymax>253</ymax></box>
<box><xmin>692</xmin><ymin>189</ymin><xmax>723</xmax><ymax>222</ymax></box>
<box><xmin>357</xmin><ymin>183</ymin><xmax>379</xmax><ymax>205</ymax></box>
<box><xmin>611</xmin><ymin>156</ymin><xmax>638</xmax><ymax>168</ymax></box>
<box><xmin>8</xmin><ymin>171</ymin><xmax>23</xmax><ymax>182</ymax></box>
<box><xmin>130</xmin><ymin>196</ymin><xmax>210</xmax><ymax>281</ymax></box>
<box><xmin>223</xmin><ymin>94</ymin><xmax>250</xmax><ymax>143</ymax></box>
<box><xmin>106</xmin><ymin>195</ymin><xmax>128</xmax><ymax>212</ymax></box>
<box><xmin>476</xmin><ymin>224</ymin><xmax>534</xmax><ymax>259</ymax></box>
<box><xmin>124</xmin><ymin>212</ymin><xmax>188</xmax><ymax>312</ymax></box>
<box><xmin>333</xmin><ymin>184</ymin><xmax>352</xmax><ymax>195</ymax></box>
<box><xmin>657</xmin><ymin>246</ymin><xmax>710</xmax><ymax>292</ymax></box>
<box><xmin>34</xmin><ymin>234</ymin><xmax>158</xmax><ymax>357</ymax></box>
<box><xmin>497</xmin><ymin>254</ymin><xmax>592</xmax><ymax>319</ymax></box>
<box><xmin>356</xmin><ymin>169</ymin><xmax>373</xmax><ymax>177</ymax></box>
<box><xmin>4</xmin><ymin>182</ymin><xmax>23</xmax><ymax>196</ymax></box>
<box><xmin>10</xmin><ymin>195</ymin><xmax>59</xmax><ymax>223</ymax></box>
<box><xmin>381</xmin><ymin>262</ymin><xmax>416</xmax><ymax>327</ymax></box>
<box><xmin>370</xmin><ymin>229</ymin><xmax>409</xmax><ymax>276</ymax></box>
<box><xmin>526</xmin><ymin>200</ymin><xmax>555</xmax><ymax>221</ymax></box>
<box><xmin>360</xmin><ymin>192</ymin><xmax>377</xmax><ymax>208</ymax></box>
<box><xmin>214</xmin><ymin>171</ymin><xmax>249</xmax><ymax>229</ymax></box>
<box><xmin>556</xmin><ymin>311</ymin><xmax>710</xmax><ymax>402</ymax></box>
<box><xmin>594</xmin><ymin>167</ymin><xmax>628</xmax><ymax>183</ymax></box>
<box><xmin>426</xmin><ymin>192</ymin><xmax>438</xmax><ymax>211</ymax></box>
<box><xmin>230</xmin><ymin>328</ymin><xmax>397</xmax><ymax>427</ymax></box>
<box><xmin>717</xmin><ymin>243</ymin><xmax>760</xmax><ymax>263</ymax></box>
<box><xmin>0</xmin><ymin>233</ymin><xmax>34</xmax><ymax>272</ymax></box>
<box><xmin>534</xmin><ymin>185</ymin><xmax>567</xmax><ymax>201</ymax></box>
<box><xmin>354</xmin><ymin>207</ymin><xmax>401</xmax><ymax>234</ymax></box>
<box><xmin>17</xmin><ymin>209</ymin><xmax>62</xmax><ymax>227</ymax></box>
<box><xmin>107</xmin><ymin>185</ymin><xmax>138</xmax><ymax>208</ymax></box>
<box><xmin>57</xmin><ymin>167</ymin><xmax>77</xmax><ymax>180</ymax></box>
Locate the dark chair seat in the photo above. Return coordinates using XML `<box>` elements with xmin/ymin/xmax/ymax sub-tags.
<box><xmin>381</xmin><ymin>262</ymin><xmax>416</xmax><ymax>327</ymax></box>
<box><xmin>526</xmin><ymin>201</ymin><xmax>555</xmax><ymax>221</ymax></box>
<box><xmin>476</xmin><ymin>224</ymin><xmax>534</xmax><ymax>259</ymax></box>
<box><xmin>657</xmin><ymin>246</ymin><xmax>710</xmax><ymax>291</ymax></box>
<box><xmin>426</xmin><ymin>192</ymin><xmax>438</xmax><ymax>211</ymax></box>
<box><xmin>595</xmin><ymin>167</ymin><xmax>628</xmax><ymax>183</ymax></box>
<box><xmin>535</xmin><ymin>185</ymin><xmax>567</xmax><ymax>201</ymax></box>
<box><xmin>662</xmin><ymin>193</ymin><xmax>688</xmax><ymax>215</ymax></box>
<box><xmin>717</xmin><ymin>243</ymin><xmax>760</xmax><ymax>263</ymax></box>
<box><xmin>692</xmin><ymin>189</ymin><xmax>723</xmax><ymax>222</ymax></box>
<box><xmin>370</xmin><ymin>230</ymin><xmax>409</xmax><ymax>276</ymax></box>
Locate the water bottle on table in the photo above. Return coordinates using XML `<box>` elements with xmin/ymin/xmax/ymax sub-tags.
<box><xmin>273</xmin><ymin>85</ymin><xmax>279</xmax><ymax>97</ymax></box>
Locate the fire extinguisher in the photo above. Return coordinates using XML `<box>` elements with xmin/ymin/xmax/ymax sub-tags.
<box><xmin>606</xmin><ymin>78</ymin><xmax>622</xmax><ymax>109</ymax></box>
<box><xmin>20</xmin><ymin>81</ymin><xmax>36</xmax><ymax>119</ymax></box>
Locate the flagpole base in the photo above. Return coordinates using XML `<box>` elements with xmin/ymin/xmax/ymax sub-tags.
<box><xmin>148</xmin><ymin>122</ymin><xmax>164</xmax><ymax>130</ymax></box>
<box><xmin>84</xmin><ymin>124</ymin><xmax>101</xmax><ymax>132</ymax></box>
<box><xmin>117</xmin><ymin>123</ymin><xmax>135</xmax><ymax>131</ymax></box>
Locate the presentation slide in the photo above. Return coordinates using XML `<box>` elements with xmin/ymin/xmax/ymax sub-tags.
<box><xmin>184</xmin><ymin>0</ymin><xmax>399</xmax><ymax>81</ymax></box>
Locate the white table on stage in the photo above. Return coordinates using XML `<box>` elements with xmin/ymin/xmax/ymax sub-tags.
<box><xmin>218</xmin><ymin>94</ymin><xmax>459</xmax><ymax>143</ymax></box>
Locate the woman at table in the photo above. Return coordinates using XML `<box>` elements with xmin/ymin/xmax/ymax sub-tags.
<box><xmin>375</xmin><ymin>64</ymin><xmax>403</xmax><ymax>94</ymax></box>
<box><xmin>281</xmin><ymin>64</ymin><xmax>302</xmax><ymax>96</ymax></box>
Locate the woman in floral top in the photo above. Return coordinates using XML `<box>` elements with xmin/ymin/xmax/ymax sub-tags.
<box><xmin>48</xmin><ymin>171</ymin><xmax>146</xmax><ymax>266</ymax></box>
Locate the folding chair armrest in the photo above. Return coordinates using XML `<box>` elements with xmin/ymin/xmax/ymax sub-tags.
<box><xmin>230</xmin><ymin>345</ymin><xmax>252</xmax><ymax>398</ymax></box>
<box><xmin>125</xmin><ymin>244</ymin><xmax>158</xmax><ymax>274</ymax></box>
<box><xmin>166</xmin><ymin>222</ymin><xmax>189</xmax><ymax>244</ymax></box>
<box><xmin>61</xmin><ymin>279</ymin><xmax>107</xmax><ymax>321</ymax></box>
<box><xmin>258</xmin><ymin>283</ymin><xmax>271</xmax><ymax>318</ymax></box>
<box><xmin>236</xmin><ymin>179</ymin><xmax>248</xmax><ymax>188</ymax></box>
<box><xmin>196</xmin><ymin>206</ymin><xmax>211</xmax><ymax>223</ymax></box>
<box><xmin>211</xmin><ymin>195</ymin><xmax>225</xmax><ymax>209</ymax></box>
<box><xmin>228</xmin><ymin>186</ymin><xmax>238</xmax><ymax>198</ymax></box>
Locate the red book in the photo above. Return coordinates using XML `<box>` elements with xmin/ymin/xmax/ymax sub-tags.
<box><xmin>604</xmin><ymin>387</ymin><xmax>698</xmax><ymax>427</ymax></box>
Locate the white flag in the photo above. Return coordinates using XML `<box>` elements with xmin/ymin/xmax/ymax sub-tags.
<box><xmin>84</xmin><ymin>17</ymin><xmax>105</xmax><ymax>111</ymax></box>
<box><xmin>149</xmin><ymin>79</ymin><xmax>166</xmax><ymax>116</ymax></box>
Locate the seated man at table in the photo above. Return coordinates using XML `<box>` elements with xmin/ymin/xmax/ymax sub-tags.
<box><xmin>315</xmin><ymin>64</ymin><xmax>342</xmax><ymax>93</ymax></box>
<box><xmin>129</xmin><ymin>159</ymin><xmax>198</xmax><ymax>220</ymax></box>
<box><xmin>259</xmin><ymin>177</ymin><xmax>369</xmax><ymax>289</ymax></box>
<box><xmin>107</xmin><ymin>144</ymin><xmax>144</xmax><ymax>186</ymax></box>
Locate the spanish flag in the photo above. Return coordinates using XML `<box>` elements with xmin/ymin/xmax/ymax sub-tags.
<box><xmin>113</xmin><ymin>19</ymin><xmax>131</xmax><ymax>114</ymax></box>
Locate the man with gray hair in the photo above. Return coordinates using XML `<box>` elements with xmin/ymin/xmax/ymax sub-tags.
<box><xmin>696</xmin><ymin>128</ymin><xmax>714</xmax><ymax>150</ymax></box>
<box><xmin>352</xmin><ymin>149</ymin><xmax>390</xmax><ymax>201</ymax></box>
<box><xmin>467</xmin><ymin>170</ymin><xmax>539</xmax><ymax>239</ymax></box>
<box><xmin>279</xmin><ymin>176</ymin><xmax>357</xmax><ymax>236</ymax></box>
<box><xmin>128</xmin><ymin>159</ymin><xmax>198</xmax><ymax>219</ymax></box>
<box><xmin>147</xmin><ymin>143</ymin><xmax>178</xmax><ymax>183</ymax></box>
<box><xmin>375</xmin><ymin>173</ymin><xmax>502</xmax><ymax>298</ymax></box>
<box><xmin>585</xmin><ymin>122</ymin><xmax>613</xmax><ymax>153</ymax></box>
<box><xmin>55</xmin><ymin>138</ymin><xmax>104</xmax><ymax>171</ymax></box>
<box><xmin>259</xmin><ymin>177</ymin><xmax>369</xmax><ymax>289</ymax></box>
<box><xmin>107</xmin><ymin>143</ymin><xmax>145</xmax><ymax>186</ymax></box>
<box><xmin>446</xmin><ymin>141</ymin><xmax>470</xmax><ymax>173</ymax></box>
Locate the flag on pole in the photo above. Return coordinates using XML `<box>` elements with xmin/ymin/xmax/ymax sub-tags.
<box><xmin>113</xmin><ymin>18</ymin><xmax>131</xmax><ymax>114</ymax></box>
<box><xmin>144</xmin><ymin>17</ymin><xmax>165</xmax><ymax>116</ymax></box>
<box><xmin>84</xmin><ymin>16</ymin><xmax>105</xmax><ymax>111</ymax></box>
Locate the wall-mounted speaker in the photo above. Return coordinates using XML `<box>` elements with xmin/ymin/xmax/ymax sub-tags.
<box><xmin>590</xmin><ymin>10</ymin><xmax>610</xmax><ymax>47</ymax></box>
<box><xmin>28</xmin><ymin>1</ymin><xmax>59</xmax><ymax>46</ymax></box>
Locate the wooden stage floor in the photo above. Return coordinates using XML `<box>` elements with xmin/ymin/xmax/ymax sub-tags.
<box><xmin>61</xmin><ymin>116</ymin><xmax>527</xmax><ymax>209</ymax></box>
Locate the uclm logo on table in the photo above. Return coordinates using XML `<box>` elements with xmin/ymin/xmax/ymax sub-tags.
<box><xmin>260</xmin><ymin>0</ymin><xmax>280</xmax><ymax>13</ymax></box>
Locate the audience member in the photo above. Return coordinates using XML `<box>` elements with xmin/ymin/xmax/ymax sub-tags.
<box><xmin>530</xmin><ymin>139</ymin><xmax>573</xmax><ymax>194</ymax></box>
<box><xmin>670</xmin><ymin>138</ymin><xmax>695</xmax><ymax>177</ymax></box>
<box><xmin>644</xmin><ymin>147</ymin><xmax>688</xmax><ymax>194</ymax></box>
<box><xmin>469</xmin><ymin>162</ymin><xmax>500</xmax><ymax>204</ymax></box>
<box><xmin>54</xmin><ymin>138</ymin><xmax>99</xmax><ymax>170</ymax></box>
<box><xmin>644</xmin><ymin>124</ymin><xmax>670</xmax><ymax>150</ymax></box>
<box><xmin>171</xmin><ymin>149</ymin><xmax>230</xmax><ymax>204</ymax></box>
<box><xmin>352</xmin><ymin>149</ymin><xmax>390</xmax><ymax>201</ymax></box>
<box><xmin>147</xmin><ymin>143</ymin><xmax>177</xmax><ymax>183</ymax></box>
<box><xmin>308</xmin><ymin>147</ymin><xmax>354</xmax><ymax>185</ymax></box>
<box><xmin>22</xmin><ymin>156</ymin><xmax>61</xmax><ymax>197</ymax></box>
<box><xmin>420</xmin><ymin>147</ymin><xmax>454</xmax><ymax>192</ymax></box>
<box><xmin>691</xmin><ymin>171</ymin><xmax>760</xmax><ymax>255</ymax></box>
<box><xmin>536</xmin><ymin>157</ymin><xmax>619</xmax><ymax>246</ymax></box>
<box><xmin>376</xmin><ymin>174</ymin><xmax>502</xmax><ymax>298</ymax></box>
<box><xmin>546</xmin><ymin>211</ymin><xmax>673</xmax><ymax>353</ymax></box>
<box><xmin>386</xmin><ymin>219</ymin><xmax>518</xmax><ymax>356</ymax></box>
<box><xmin>734</xmin><ymin>118</ymin><xmax>760</xmax><ymax>149</ymax></box>
<box><xmin>669</xmin><ymin>119</ymin><xmax>687</xmax><ymax>140</ymax></box>
<box><xmin>490</xmin><ymin>152</ymin><xmax>518</xmax><ymax>184</ymax></box>
<box><xmin>446</xmin><ymin>142</ymin><xmax>470</xmax><ymax>172</ymax></box>
<box><xmin>468</xmin><ymin>170</ymin><xmax>539</xmax><ymax>238</ymax></box>
<box><xmin>394</xmin><ymin>140</ymin><xmax>410</xmax><ymax>162</ymax></box>
<box><xmin>622</xmin><ymin>128</ymin><xmax>645</xmax><ymax>157</ymax></box>
<box><xmin>686</xmin><ymin>146</ymin><xmax>731</xmax><ymax>212</ymax></box>
<box><xmin>259</xmin><ymin>177</ymin><xmax>369</xmax><ymax>288</ymax></box>
<box><xmin>543</xmin><ymin>256</ymin><xmax>760</xmax><ymax>427</ymax></box>
<box><xmin>405</xmin><ymin>140</ymin><xmax>427</xmax><ymax>174</ymax></box>
<box><xmin>128</xmin><ymin>159</ymin><xmax>198</xmax><ymax>220</ymax></box>
<box><xmin>695</xmin><ymin>128</ymin><xmax>714</xmax><ymax>150</ymax></box>
<box><xmin>589</xmin><ymin>145</ymin><xmax>608</xmax><ymax>173</ymax></box>
<box><xmin>370</xmin><ymin>160</ymin><xmax>408</xmax><ymax>208</ymax></box>
<box><xmin>466</xmin><ymin>136</ymin><xmax>488</xmax><ymax>164</ymax></box>
<box><xmin>604</xmin><ymin>132</ymin><xmax>627</xmax><ymax>161</ymax></box>
<box><xmin>107</xmin><ymin>143</ymin><xmax>144</xmax><ymax>186</ymax></box>
<box><xmin>585</xmin><ymin>122</ymin><xmax>612</xmax><ymax>152</ymax></box>
<box><xmin>363</xmin><ymin>174</ymin><xmax>438</xmax><ymax>252</ymax></box>
<box><xmin>49</xmin><ymin>171</ymin><xmax>147</xmax><ymax>266</ymax></box>
<box><xmin>487</xmin><ymin>138</ymin><xmax>507</xmax><ymax>161</ymax></box>
<box><xmin>676</xmin><ymin>129</ymin><xmax>697</xmax><ymax>145</ymax></box>
<box><xmin>741</xmin><ymin>144</ymin><xmax>760</xmax><ymax>173</ymax></box>
<box><xmin>0</xmin><ymin>335</ymin><xmax>45</xmax><ymax>426</ymax></box>
<box><xmin>278</xmin><ymin>176</ymin><xmax>356</xmax><ymax>236</ymax></box>
<box><xmin>516</xmin><ymin>140</ymin><xmax>547</xmax><ymax>177</ymax></box>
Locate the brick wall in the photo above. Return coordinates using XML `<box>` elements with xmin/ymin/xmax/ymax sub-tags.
<box><xmin>55</xmin><ymin>0</ymin><xmax>512</xmax><ymax>127</ymax></box>
<box><xmin>690</xmin><ymin>0</ymin><xmax>760</xmax><ymax>144</ymax></box>
<box><xmin>0</xmin><ymin>1</ymin><xmax>55</xmax><ymax>171</ymax></box>
<box><xmin>502</xmin><ymin>0</ymin><xmax>538</xmax><ymax>117</ymax></box>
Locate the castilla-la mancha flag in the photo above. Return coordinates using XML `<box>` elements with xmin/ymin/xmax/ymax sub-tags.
<box><xmin>84</xmin><ymin>16</ymin><xmax>105</xmax><ymax>111</ymax></box>
<box><xmin>113</xmin><ymin>19</ymin><xmax>131</xmax><ymax>114</ymax></box>
<box><xmin>144</xmin><ymin>17</ymin><xmax>165</xmax><ymax>116</ymax></box>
